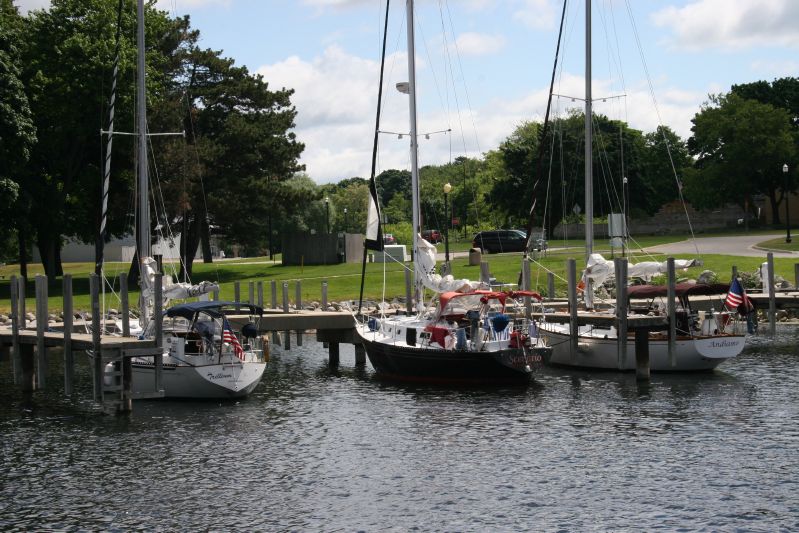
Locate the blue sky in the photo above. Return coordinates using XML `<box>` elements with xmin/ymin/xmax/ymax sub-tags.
<box><xmin>16</xmin><ymin>0</ymin><xmax>799</xmax><ymax>183</ymax></box>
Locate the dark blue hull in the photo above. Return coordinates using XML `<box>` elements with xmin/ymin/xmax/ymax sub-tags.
<box><xmin>360</xmin><ymin>335</ymin><xmax>549</xmax><ymax>385</ymax></box>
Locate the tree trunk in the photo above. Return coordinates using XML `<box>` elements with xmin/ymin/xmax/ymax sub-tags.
<box><xmin>201</xmin><ymin>216</ymin><xmax>213</xmax><ymax>263</ymax></box>
<box><xmin>17</xmin><ymin>226</ymin><xmax>28</xmax><ymax>280</ymax></box>
<box><xmin>36</xmin><ymin>232</ymin><xmax>61</xmax><ymax>279</ymax></box>
<box><xmin>127</xmin><ymin>254</ymin><xmax>140</xmax><ymax>287</ymax></box>
<box><xmin>770</xmin><ymin>190</ymin><xmax>782</xmax><ymax>225</ymax></box>
<box><xmin>180</xmin><ymin>214</ymin><xmax>202</xmax><ymax>279</ymax></box>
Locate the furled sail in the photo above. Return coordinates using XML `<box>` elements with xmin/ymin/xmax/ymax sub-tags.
<box><xmin>584</xmin><ymin>253</ymin><xmax>697</xmax><ymax>287</ymax></box>
<box><xmin>139</xmin><ymin>256</ymin><xmax>219</xmax><ymax>303</ymax></box>
<box><xmin>414</xmin><ymin>235</ymin><xmax>475</xmax><ymax>294</ymax></box>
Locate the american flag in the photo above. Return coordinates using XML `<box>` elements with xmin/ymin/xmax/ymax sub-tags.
<box><xmin>222</xmin><ymin>318</ymin><xmax>244</xmax><ymax>361</ymax></box>
<box><xmin>725</xmin><ymin>277</ymin><xmax>751</xmax><ymax>310</ymax></box>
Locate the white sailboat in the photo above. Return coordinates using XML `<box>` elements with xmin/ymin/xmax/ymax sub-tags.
<box><xmin>102</xmin><ymin>0</ymin><xmax>267</xmax><ymax>398</ymax></box>
<box><xmin>354</xmin><ymin>0</ymin><xmax>550</xmax><ymax>384</ymax></box>
<box><xmin>537</xmin><ymin>0</ymin><xmax>746</xmax><ymax>371</ymax></box>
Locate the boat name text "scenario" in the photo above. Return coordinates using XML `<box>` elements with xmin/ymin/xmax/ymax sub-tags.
<box><xmin>509</xmin><ymin>354</ymin><xmax>544</xmax><ymax>366</ymax></box>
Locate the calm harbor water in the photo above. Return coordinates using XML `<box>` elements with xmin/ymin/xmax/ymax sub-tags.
<box><xmin>1</xmin><ymin>330</ymin><xmax>798</xmax><ymax>531</ymax></box>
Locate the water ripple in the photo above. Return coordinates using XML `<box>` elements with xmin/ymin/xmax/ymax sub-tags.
<box><xmin>1</xmin><ymin>334</ymin><xmax>799</xmax><ymax>530</ymax></box>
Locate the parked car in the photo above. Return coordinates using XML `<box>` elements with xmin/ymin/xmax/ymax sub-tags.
<box><xmin>471</xmin><ymin>229</ymin><xmax>527</xmax><ymax>254</ymax></box>
<box><xmin>383</xmin><ymin>233</ymin><xmax>396</xmax><ymax>245</ymax></box>
<box><xmin>421</xmin><ymin>229</ymin><xmax>442</xmax><ymax>244</ymax></box>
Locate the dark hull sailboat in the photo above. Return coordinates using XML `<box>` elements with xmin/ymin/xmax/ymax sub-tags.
<box><xmin>354</xmin><ymin>1</ymin><xmax>550</xmax><ymax>385</ymax></box>
<box><xmin>360</xmin><ymin>334</ymin><xmax>545</xmax><ymax>384</ymax></box>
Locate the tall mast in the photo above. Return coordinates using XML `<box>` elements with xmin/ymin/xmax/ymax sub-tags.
<box><xmin>136</xmin><ymin>0</ymin><xmax>150</xmax><ymax>264</ymax></box>
<box><xmin>136</xmin><ymin>0</ymin><xmax>150</xmax><ymax>323</ymax></box>
<box><xmin>405</xmin><ymin>0</ymin><xmax>422</xmax><ymax>305</ymax></box>
<box><xmin>584</xmin><ymin>0</ymin><xmax>593</xmax><ymax>262</ymax></box>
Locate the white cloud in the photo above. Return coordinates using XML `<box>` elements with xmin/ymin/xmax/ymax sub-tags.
<box><xmin>13</xmin><ymin>0</ymin><xmax>49</xmax><ymax>13</ymax></box>
<box><xmin>258</xmin><ymin>44</ymin><xmax>536</xmax><ymax>183</ymax></box>
<box><xmin>512</xmin><ymin>0</ymin><xmax>557</xmax><ymax>30</ymax></box>
<box><xmin>652</xmin><ymin>0</ymin><xmax>799</xmax><ymax>50</ymax></box>
<box><xmin>750</xmin><ymin>59</ymin><xmax>799</xmax><ymax>78</ymax></box>
<box><xmin>258</xmin><ymin>41</ymin><xmax>712</xmax><ymax>184</ymax></box>
<box><xmin>451</xmin><ymin>32</ymin><xmax>507</xmax><ymax>57</ymax></box>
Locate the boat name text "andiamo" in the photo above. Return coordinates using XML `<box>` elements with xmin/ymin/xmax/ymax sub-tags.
<box><xmin>709</xmin><ymin>339</ymin><xmax>743</xmax><ymax>348</ymax></box>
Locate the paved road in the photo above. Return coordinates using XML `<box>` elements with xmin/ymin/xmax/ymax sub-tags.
<box><xmin>645</xmin><ymin>233</ymin><xmax>796</xmax><ymax>257</ymax></box>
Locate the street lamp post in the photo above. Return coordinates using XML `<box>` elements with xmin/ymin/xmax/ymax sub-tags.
<box><xmin>785</xmin><ymin>164</ymin><xmax>791</xmax><ymax>243</ymax></box>
<box><xmin>443</xmin><ymin>182</ymin><xmax>452</xmax><ymax>265</ymax></box>
<box><xmin>343</xmin><ymin>208</ymin><xmax>348</xmax><ymax>233</ymax></box>
<box><xmin>325</xmin><ymin>196</ymin><xmax>330</xmax><ymax>234</ymax></box>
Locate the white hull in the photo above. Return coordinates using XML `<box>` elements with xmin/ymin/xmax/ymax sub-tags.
<box><xmin>130</xmin><ymin>359</ymin><xmax>266</xmax><ymax>399</ymax></box>
<box><xmin>539</xmin><ymin>323</ymin><xmax>745</xmax><ymax>371</ymax></box>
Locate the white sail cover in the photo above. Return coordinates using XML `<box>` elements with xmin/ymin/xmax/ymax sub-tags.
<box><xmin>364</xmin><ymin>177</ymin><xmax>383</xmax><ymax>250</ymax></box>
<box><xmin>414</xmin><ymin>234</ymin><xmax>476</xmax><ymax>293</ymax></box>
<box><xmin>584</xmin><ymin>253</ymin><xmax>697</xmax><ymax>286</ymax></box>
<box><xmin>140</xmin><ymin>256</ymin><xmax>219</xmax><ymax>301</ymax></box>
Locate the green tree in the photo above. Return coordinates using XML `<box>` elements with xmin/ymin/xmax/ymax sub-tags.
<box><xmin>637</xmin><ymin>126</ymin><xmax>689</xmax><ymax>216</ymax></box>
<box><xmin>330</xmin><ymin>178</ymin><xmax>368</xmax><ymax>233</ymax></box>
<box><xmin>153</xmin><ymin>33</ymin><xmax>305</xmax><ymax>275</ymax></box>
<box><xmin>18</xmin><ymin>0</ymin><xmax>163</xmax><ymax>277</ymax></box>
<box><xmin>494</xmin><ymin>112</ymin><xmax>654</xmax><ymax>237</ymax></box>
<box><xmin>685</xmin><ymin>93</ymin><xmax>796</xmax><ymax>222</ymax></box>
<box><xmin>732</xmin><ymin>78</ymin><xmax>799</xmax><ymax>127</ymax></box>
<box><xmin>0</xmin><ymin>0</ymin><xmax>36</xmax><ymax>265</ymax></box>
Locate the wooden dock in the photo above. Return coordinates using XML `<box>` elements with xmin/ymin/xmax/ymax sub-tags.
<box><xmin>0</xmin><ymin>273</ymin><xmax>362</xmax><ymax>415</ymax></box>
<box><xmin>3</xmin><ymin>251</ymin><xmax>798</xmax><ymax>413</ymax></box>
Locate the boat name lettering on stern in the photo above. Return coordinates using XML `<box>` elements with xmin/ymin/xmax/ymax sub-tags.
<box><xmin>709</xmin><ymin>339</ymin><xmax>741</xmax><ymax>348</ymax></box>
<box><xmin>207</xmin><ymin>371</ymin><xmax>234</xmax><ymax>380</ymax></box>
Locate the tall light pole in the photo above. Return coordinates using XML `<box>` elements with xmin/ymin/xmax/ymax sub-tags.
<box><xmin>343</xmin><ymin>207</ymin><xmax>348</xmax><ymax>233</ymax></box>
<box><xmin>443</xmin><ymin>182</ymin><xmax>452</xmax><ymax>265</ymax></box>
<box><xmin>785</xmin><ymin>164</ymin><xmax>791</xmax><ymax>243</ymax></box>
<box><xmin>325</xmin><ymin>196</ymin><xmax>330</xmax><ymax>234</ymax></box>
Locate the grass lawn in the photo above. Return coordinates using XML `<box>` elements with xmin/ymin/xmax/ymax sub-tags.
<box><xmin>1</xmin><ymin>232</ymin><xmax>797</xmax><ymax>314</ymax></box>
<box><xmin>755</xmin><ymin>237</ymin><xmax>799</xmax><ymax>252</ymax></box>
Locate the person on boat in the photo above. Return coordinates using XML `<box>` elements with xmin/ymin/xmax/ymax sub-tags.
<box><xmin>737</xmin><ymin>300</ymin><xmax>758</xmax><ymax>334</ymax></box>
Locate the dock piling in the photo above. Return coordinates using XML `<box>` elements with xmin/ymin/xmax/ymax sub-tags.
<box><xmin>480</xmin><ymin>261</ymin><xmax>490</xmax><ymax>285</ymax></box>
<box><xmin>767</xmin><ymin>253</ymin><xmax>776</xmax><ymax>336</ymax></box>
<box><xmin>10</xmin><ymin>275</ymin><xmax>21</xmax><ymax>385</ymax></box>
<box><xmin>63</xmin><ymin>274</ymin><xmax>74</xmax><ymax>396</ymax></box>
<box><xmin>614</xmin><ymin>258</ymin><xmax>628</xmax><ymax>370</ymax></box>
<box><xmin>35</xmin><ymin>275</ymin><xmax>47</xmax><ymax>389</ymax></box>
<box><xmin>282</xmin><ymin>281</ymin><xmax>290</xmax><ymax>350</ymax></box>
<box><xmin>405</xmin><ymin>269</ymin><xmax>413</xmax><ymax>314</ymax></box>
<box><xmin>635</xmin><ymin>329</ymin><xmax>650</xmax><ymax>380</ymax></box>
<box><xmin>296</xmin><ymin>281</ymin><xmax>303</xmax><ymax>346</ymax></box>
<box><xmin>90</xmin><ymin>274</ymin><xmax>102</xmax><ymax>401</ymax></box>
<box><xmin>154</xmin><ymin>274</ymin><xmax>163</xmax><ymax>393</ymax></box>
<box><xmin>328</xmin><ymin>342</ymin><xmax>340</xmax><ymax>368</ymax></box>
<box><xmin>354</xmin><ymin>343</ymin><xmax>366</xmax><ymax>365</ymax></box>
<box><xmin>17</xmin><ymin>276</ymin><xmax>26</xmax><ymax>329</ymax></box>
<box><xmin>547</xmin><ymin>272</ymin><xmax>555</xmax><ymax>301</ymax></box>
<box><xmin>667</xmin><ymin>258</ymin><xmax>677</xmax><ymax>368</ymax></box>
<box><xmin>522</xmin><ymin>258</ymin><xmax>532</xmax><ymax>319</ymax></box>
<box><xmin>567</xmin><ymin>259</ymin><xmax>578</xmax><ymax>360</ymax></box>
<box><xmin>120</xmin><ymin>273</ymin><xmax>130</xmax><ymax>337</ymax></box>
